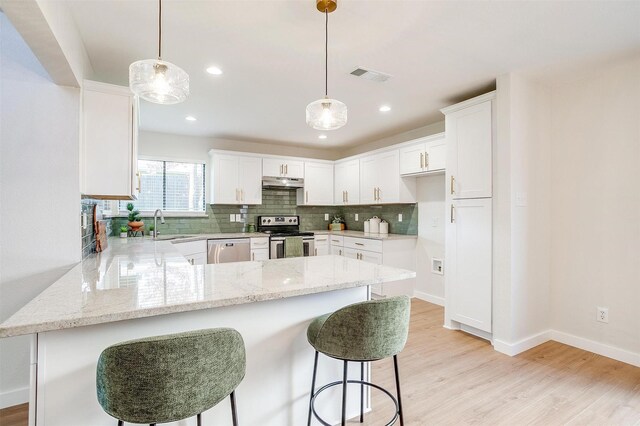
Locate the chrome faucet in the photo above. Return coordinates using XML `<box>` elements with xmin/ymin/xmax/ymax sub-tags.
<box><xmin>153</xmin><ymin>209</ymin><xmax>165</xmax><ymax>239</ymax></box>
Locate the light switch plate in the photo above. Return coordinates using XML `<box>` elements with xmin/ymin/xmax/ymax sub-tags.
<box><xmin>398</xmin><ymin>214</ymin><xmax>403</xmax><ymax>222</ymax></box>
<box><xmin>324</xmin><ymin>214</ymin><xmax>329</xmax><ymax>221</ymax></box>
<box><xmin>229</xmin><ymin>214</ymin><xmax>235</xmax><ymax>222</ymax></box>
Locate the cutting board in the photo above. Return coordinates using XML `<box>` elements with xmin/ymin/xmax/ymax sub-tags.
<box><xmin>95</xmin><ymin>220</ymin><xmax>108</xmax><ymax>253</ymax></box>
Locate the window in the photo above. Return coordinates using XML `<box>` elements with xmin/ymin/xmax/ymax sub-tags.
<box><xmin>120</xmin><ymin>159</ymin><xmax>205</xmax><ymax>213</ymax></box>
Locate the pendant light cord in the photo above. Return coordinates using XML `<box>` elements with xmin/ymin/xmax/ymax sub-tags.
<box><xmin>325</xmin><ymin>9</ymin><xmax>328</xmax><ymax>97</ymax></box>
<box><xmin>158</xmin><ymin>0</ymin><xmax>162</xmax><ymax>60</ymax></box>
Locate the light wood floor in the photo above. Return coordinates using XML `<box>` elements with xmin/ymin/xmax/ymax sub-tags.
<box><xmin>1</xmin><ymin>300</ymin><xmax>639</xmax><ymax>426</ymax></box>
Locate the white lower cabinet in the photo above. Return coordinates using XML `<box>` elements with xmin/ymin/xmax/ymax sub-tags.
<box><xmin>329</xmin><ymin>235</ymin><xmax>344</xmax><ymax>255</ymax></box>
<box><xmin>251</xmin><ymin>249</ymin><xmax>269</xmax><ymax>261</ymax></box>
<box><xmin>172</xmin><ymin>240</ymin><xmax>207</xmax><ymax>265</ymax></box>
<box><xmin>251</xmin><ymin>237</ymin><xmax>270</xmax><ymax>260</ymax></box>
<box><xmin>445</xmin><ymin>197</ymin><xmax>492</xmax><ymax>333</ymax></box>
<box><xmin>314</xmin><ymin>235</ymin><xmax>330</xmax><ymax>256</ymax></box>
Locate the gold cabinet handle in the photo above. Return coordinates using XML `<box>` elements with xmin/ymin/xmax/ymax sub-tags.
<box><xmin>373</xmin><ymin>187</ymin><xmax>376</xmax><ymax>201</ymax></box>
<box><xmin>345</xmin><ymin>190</ymin><xmax>348</xmax><ymax>203</ymax></box>
<box><xmin>252</xmin><ymin>252</ymin><xmax>255</xmax><ymax>261</ymax></box>
<box><xmin>355</xmin><ymin>242</ymin><xmax>365</xmax><ymax>246</ymax></box>
<box><xmin>339</xmin><ymin>249</ymin><xmax>342</xmax><ymax>255</ymax></box>
<box><xmin>241</xmin><ymin>188</ymin><xmax>244</xmax><ymax>202</ymax></box>
<box><xmin>136</xmin><ymin>172</ymin><xmax>141</xmax><ymax>191</ymax></box>
<box><xmin>420</xmin><ymin>152</ymin><xmax>424</xmax><ymax>169</ymax></box>
<box><xmin>450</xmin><ymin>204</ymin><xmax>455</xmax><ymax>223</ymax></box>
<box><xmin>285</xmin><ymin>164</ymin><xmax>288</xmax><ymax>175</ymax></box>
<box><xmin>280</xmin><ymin>164</ymin><xmax>283</xmax><ymax>175</ymax></box>
<box><xmin>450</xmin><ymin>176</ymin><xmax>455</xmax><ymax>195</ymax></box>
<box><xmin>314</xmin><ymin>248</ymin><xmax>317</xmax><ymax>255</ymax></box>
<box><xmin>425</xmin><ymin>152</ymin><xmax>429</xmax><ymax>169</ymax></box>
<box><xmin>306</xmin><ymin>190</ymin><xmax>309</xmax><ymax>203</ymax></box>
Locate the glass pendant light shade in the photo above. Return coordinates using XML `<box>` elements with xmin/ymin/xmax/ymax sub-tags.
<box><xmin>129</xmin><ymin>59</ymin><xmax>189</xmax><ymax>105</ymax></box>
<box><xmin>306</xmin><ymin>97</ymin><xmax>347</xmax><ymax>130</ymax></box>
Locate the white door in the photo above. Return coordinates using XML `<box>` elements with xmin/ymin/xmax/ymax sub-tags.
<box><xmin>303</xmin><ymin>162</ymin><xmax>334</xmax><ymax>205</ymax></box>
<box><xmin>335</xmin><ymin>160</ymin><xmax>359</xmax><ymax>205</ymax></box>
<box><xmin>213</xmin><ymin>154</ymin><xmax>240</xmax><ymax>204</ymax></box>
<box><xmin>330</xmin><ymin>245</ymin><xmax>343</xmax><ymax>256</ymax></box>
<box><xmin>447</xmin><ymin>100</ymin><xmax>492</xmax><ymax>199</ymax></box>
<box><xmin>376</xmin><ymin>150</ymin><xmax>400</xmax><ymax>203</ymax></box>
<box><xmin>239</xmin><ymin>156</ymin><xmax>262</xmax><ymax>205</ymax></box>
<box><xmin>282</xmin><ymin>161</ymin><xmax>305</xmax><ymax>179</ymax></box>
<box><xmin>262</xmin><ymin>158</ymin><xmax>284</xmax><ymax>177</ymax></box>
<box><xmin>315</xmin><ymin>244</ymin><xmax>330</xmax><ymax>256</ymax></box>
<box><xmin>425</xmin><ymin>139</ymin><xmax>446</xmax><ymax>172</ymax></box>
<box><xmin>342</xmin><ymin>247</ymin><xmax>359</xmax><ymax>260</ymax></box>
<box><xmin>446</xmin><ymin>198</ymin><xmax>492</xmax><ymax>332</ymax></box>
<box><xmin>359</xmin><ymin>250</ymin><xmax>383</xmax><ymax>264</ymax></box>
<box><xmin>251</xmin><ymin>249</ymin><xmax>270</xmax><ymax>261</ymax></box>
<box><xmin>399</xmin><ymin>143</ymin><xmax>426</xmax><ymax>175</ymax></box>
<box><xmin>359</xmin><ymin>156</ymin><xmax>378</xmax><ymax>204</ymax></box>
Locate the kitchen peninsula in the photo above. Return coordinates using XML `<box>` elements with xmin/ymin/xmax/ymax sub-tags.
<box><xmin>0</xmin><ymin>237</ymin><xmax>415</xmax><ymax>426</ymax></box>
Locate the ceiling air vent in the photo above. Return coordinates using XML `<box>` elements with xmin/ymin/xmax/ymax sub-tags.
<box><xmin>350</xmin><ymin>67</ymin><xmax>391</xmax><ymax>82</ymax></box>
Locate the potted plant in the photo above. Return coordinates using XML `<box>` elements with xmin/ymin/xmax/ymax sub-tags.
<box><xmin>330</xmin><ymin>215</ymin><xmax>345</xmax><ymax>231</ymax></box>
<box><xmin>147</xmin><ymin>224</ymin><xmax>155</xmax><ymax>237</ymax></box>
<box><xmin>119</xmin><ymin>226</ymin><xmax>128</xmax><ymax>238</ymax></box>
<box><xmin>126</xmin><ymin>203</ymin><xmax>144</xmax><ymax>233</ymax></box>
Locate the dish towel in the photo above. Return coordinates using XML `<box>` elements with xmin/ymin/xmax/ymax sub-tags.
<box><xmin>284</xmin><ymin>237</ymin><xmax>304</xmax><ymax>258</ymax></box>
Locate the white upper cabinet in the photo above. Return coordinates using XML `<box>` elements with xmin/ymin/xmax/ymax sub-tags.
<box><xmin>262</xmin><ymin>158</ymin><xmax>304</xmax><ymax>179</ymax></box>
<box><xmin>399</xmin><ymin>134</ymin><xmax>446</xmax><ymax>176</ymax></box>
<box><xmin>334</xmin><ymin>159</ymin><xmax>360</xmax><ymax>205</ymax></box>
<box><xmin>441</xmin><ymin>93</ymin><xmax>494</xmax><ymax>199</ymax></box>
<box><xmin>360</xmin><ymin>150</ymin><xmax>416</xmax><ymax>204</ymax></box>
<box><xmin>298</xmin><ymin>161</ymin><xmax>334</xmax><ymax>205</ymax></box>
<box><xmin>210</xmin><ymin>152</ymin><xmax>262</xmax><ymax>204</ymax></box>
<box><xmin>81</xmin><ymin>80</ymin><xmax>139</xmax><ymax>199</ymax></box>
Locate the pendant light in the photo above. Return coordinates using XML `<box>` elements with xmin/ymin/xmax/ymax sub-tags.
<box><xmin>306</xmin><ymin>0</ymin><xmax>347</xmax><ymax>131</ymax></box>
<box><xmin>129</xmin><ymin>0</ymin><xmax>189</xmax><ymax>105</ymax></box>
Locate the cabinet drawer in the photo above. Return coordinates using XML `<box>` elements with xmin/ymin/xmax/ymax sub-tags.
<box><xmin>250</xmin><ymin>237</ymin><xmax>269</xmax><ymax>249</ymax></box>
<box><xmin>329</xmin><ymin>235</ymin><xmax>344</xmax><ymax>246</ymax></box>
<box><xmin>172</xmin><ymin>240</ymin><xmax>207</xmax><ymax>256</ymax></box>
<box><xmin>343</xmin><ymin>237</ymin><xmax>382</xmax><ymax>253</ymax></box>
<box><xmin>314</xmin><ymin>235</ymin><xmax>330</xmax><ymax>245</ymax></box>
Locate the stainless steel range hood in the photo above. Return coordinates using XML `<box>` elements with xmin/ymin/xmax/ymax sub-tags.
<box><xmin>262</xmin><ymin>176</ymin><xmax>304</xmax><ymax>189</ymax></box>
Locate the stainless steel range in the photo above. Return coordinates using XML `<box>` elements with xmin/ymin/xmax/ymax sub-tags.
<box><xmin>257</xmin><ymin>215</ymin><xmax>315</xmax><ymax>258</ymax></box>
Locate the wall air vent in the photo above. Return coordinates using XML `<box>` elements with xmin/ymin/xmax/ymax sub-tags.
<box><xmin>350</xmin><ymin>67</ymin><xmax>391</xmax><ymax>82</ymax></box>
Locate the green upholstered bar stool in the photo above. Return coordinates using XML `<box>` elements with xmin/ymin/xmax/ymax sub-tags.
<box><xmin>96</xmin><ymin>328</ymin><xmax>246</xmax><ymax>426</ymax></box>
<box><xmin>306</xmin><ymin>296</ymin><xmax>411</xmax><ymax>426</ymax></box>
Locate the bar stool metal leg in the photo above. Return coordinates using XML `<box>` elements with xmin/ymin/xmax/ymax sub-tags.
<box><xmin>230</xmin><ymin>391</ymin><xmax>239</xmax><ymax>426</ymax></box>
<box><xmin>360</xmin><ymin>361</ymin><xmax>364</xmax><ymax>423</ymax></box>
<box><xmin>307</xmin><ymin>351</ymin><xmax>319</xmax><ymax>426</ymax></box>
<box><xmin>393</xmin><ymin>355</ymin><xmax>404</xmax><ymax>426</ymax></box>
<box><xmin>341</xmin><ymin>360</ymin><xmax>348</xmax><ymax>426</ymax></box>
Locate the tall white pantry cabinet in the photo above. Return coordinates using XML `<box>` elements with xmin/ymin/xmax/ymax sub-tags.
<box><xmin>441</xmin><ymin>92</ymin><xmax>495</xmax><ymax>334</ymax></box>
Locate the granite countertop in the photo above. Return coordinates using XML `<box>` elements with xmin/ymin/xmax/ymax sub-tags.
<box><xmin>153</xmin><ymin>232</ymin><xmax>268</xmax><ymax>243</ymax></box>
<box><xmin>0</xmin><ymin>237</ymin><xmax>415</xmax><ymax>337</ymax></box>
<box><xmin>312</xmin><ymin>230</ymin><xmax>418</xmax><ymax>241</ymax></box>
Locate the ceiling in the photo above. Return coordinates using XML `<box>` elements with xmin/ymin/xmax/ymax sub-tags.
<box><xmin>65</xmin><ymin>0</ymin><xmax>640</xmax><ymax>149</ymax></box>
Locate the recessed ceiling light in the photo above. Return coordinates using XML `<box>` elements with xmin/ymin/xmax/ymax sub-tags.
<box><xmin>206</xmin><ymin>66</ymin><xmax>223</xmax><ymax>75</ymax></box>
<box><xmin>379</xmin><ymin>105</ymin><xmax>391</xmax><ymax>112</ymax></box>
<box><xmin>318</xmin><ymin>134</ymin><xmax>327</xmax><ymax>139</ymax></box>
<box><xmin>185</xmin><ymin>116</ymin><xmax>197</xmax><ymax>121</ymax></box>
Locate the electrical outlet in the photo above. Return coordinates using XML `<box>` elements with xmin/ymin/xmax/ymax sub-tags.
<box><xmin>324</xmin><ymin>213</ymin><xmax>329</xmax><ymax>221</ymax></box>
<box><xmin>229</xmin><ymin>214</ymin><xmax>235</xmax><ymax>222</ymax></box>
<box><xmin>235</xmin><ymin>214</ymin><xmax>242</xmax><ymax>222</ymax></box>
<box><xmin>355</xmin><ymin>213</ymin><xmax>359</xmax><ymax>221</ymax></box>
<box><xmin>398</xmin><ymin>213</ymin><xmax>403</xmax><ymax>222</ymax></box>
<box><xmin>597</xmin><ymin>307</ymin><xmax>609</xmax><ymax>323</ymax></box>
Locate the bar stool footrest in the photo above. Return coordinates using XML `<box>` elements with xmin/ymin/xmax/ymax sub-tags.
<box><xmin>310</xmin><ymin>379</ymin><xmax>399</xmax><ymax>426</ymax></box>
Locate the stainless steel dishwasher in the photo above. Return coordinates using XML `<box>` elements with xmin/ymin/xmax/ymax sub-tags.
<box><xmin>207</xmin><ymin>239</ymin><xmax>251</xmax><ymax>264</ymax></box>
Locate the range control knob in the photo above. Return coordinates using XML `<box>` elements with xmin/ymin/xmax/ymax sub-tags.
<box><xmin>267</xmin><ymin>219</ymin><xmax>271</xmax><ymax>223</ymax></box>
<box><xmin>288</xmin><ymin>219</ymin><xmax>293</xmax><ymax>223</ymax></box>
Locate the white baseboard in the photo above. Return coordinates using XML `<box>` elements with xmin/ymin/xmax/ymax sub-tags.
<box><xmin>550</xmin><ymin>330</ymin><xmax>640</xmax><ymax>368</ymax></box>
<box><xmin>493</xmin><ymin>330</ymin><xmax>552</xmax><ymax>356</ymax></box>
<box><xmin>492</xmin><ymin>329</ymin><xmax>640</xmax><ymax>367</ymax></box>
<box><xmin>412</xmin><ymin>291</ymin><xmax>444</xmax><ymax>306</ymax></box>
<box><xmin>0</xmin><ymin>386</ymin><xmax>29</xmax><ymax>409</ymax></box>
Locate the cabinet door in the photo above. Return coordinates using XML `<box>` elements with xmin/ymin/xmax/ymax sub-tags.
<box><xmin>342</xmin><ymin>247</ymin><xmax>359</xmax><ymax>260</ymax></box>
<box><xmin>185</xmin><ymin>252</ymin><xmax>207</xmax><ymax>266</ymax></box>
<box><xmin>238</xmin><ymin>156</ymin><xmax>262</xmax><ymax>205</ymax></box>
<box><xmin>303</xmin><ymin>162</ymin><xmax>333</xmax><ymax>205</ymax></box>
<box><xmin>212</xmin><ymin>154</ymin><xmax>240</xmax><ymax>204</ymax></box>
<box><xmin>447</xmin><ymin>100</ymin><xmax>492</xmax><ymax>199</ymax></box>
<box><xmin>330</xmin><ymin>245</ymin><xmax>344</xmax><ymax>256</ymax></box>
<box><xmin>446</xmin><ymin>198</ymin><xmax>492</xmax><ymax>332</ymax></box>
<box><xmin>315</xmin><ymin>244</ymin><xmax>330</xmax><ymax>256</ymax></box>
<box><xmin>262</xmin><ymin>158</ymin><xmax>284</xmax><ymax>177</ymax></box>
<box><xmin>399</xmin><ymin>143</ymin><xmax>426</xmax><ymax>175</ymax></box>
<box><xmin>425</xmin><ymin>139</ymin><xmax>446</xmax><ymax>172</ymax></box>
<box><xmin>335</xmin><ymin>160</ymin><xmax>359</xmax><ymax>205</ymax></box>
<box><xmin>282</xmin><ymin>160</ymin><xmax>304</xmax><ymax>179</ymax></box>
<box><xmin>376</xmin><ymin>150</ymin><xmax>400</xmax><ymax>203</ymax></box>
<box><xmin>359</xmin><ymin>156</ymin><xmax>378</xmax><ymax>204</ymax></box>
<box><xmin>360</xmin><ymin>250</ymin><xmax>383</xmax><ymax>264</ymax></box>
<box><xmin>82</xmin><ymin>82</ymin><xmax>137</xmax><ymax>199</ymax></box>
<box><xmin>251</xmin><ymin>249</ymin><xmax>270</xmax><ymax>261</ymax></box>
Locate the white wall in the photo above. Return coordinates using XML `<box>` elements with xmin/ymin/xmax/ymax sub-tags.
<box><xmin>549</xmin><ymin>56</ymin><xmax>640</xmax><ymax>358</ymax></box>
<box><xmin>0</xmin><ymin>12</ymin><xmax>81</xmax><ymax>408</ymax></box>
<box><xmin>493</xmin><ymin>72</ymin><xmax>552</xmax><ymax>352</ymax></box>
<box><xmin>414</xmin><ymin>174</ymin><xmax>445</xmax><ymax>304</ymax></box>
